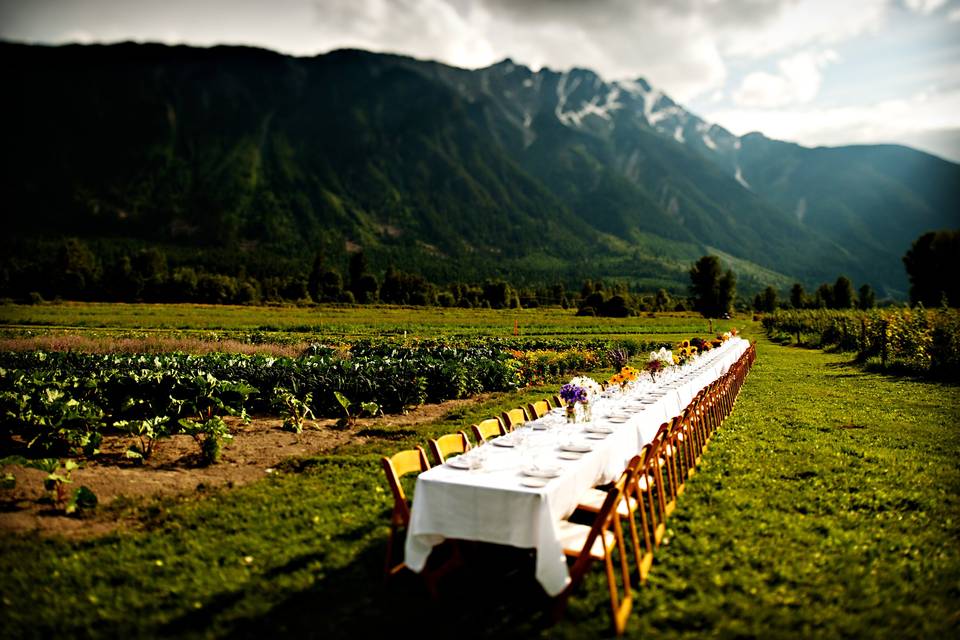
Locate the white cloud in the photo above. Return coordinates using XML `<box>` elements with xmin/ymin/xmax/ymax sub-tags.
<box><xmin>711</xmin><ymin>0</ymin><xmax>887</xmax><ymax>59</ymax></box>
<box><xmin>62</xmin><ymin>30</ymin><xmax>95</xmax><ymax>44</ymax></box>
<box><xmin>705</xmin><ymin>87</ymin><xmax>960</xmax><ymax>160</ymax></box>
<box><xmin>311</xmin><ymin>0</ymin><xmax>497</xmax><ymax>69</ymax></box>
<box><xmin>948</xmin><ymin>6</ymin><xmax>960</xmax><ymax>20</ymax></box>
<box><xmin>903</xmin><ymin>0</ymin><xmax>948</xmax><ymax>15</ymax></box>
<box><xmin>733</xmin><ymin>49</ymin><xmax>838</xmax><ymax>107</ymax></box>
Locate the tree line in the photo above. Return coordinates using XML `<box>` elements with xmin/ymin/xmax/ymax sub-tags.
<box><xmin>3</xmin><ymin>230</ymin><xmax>956</xmax><ymax>313</ymax></box>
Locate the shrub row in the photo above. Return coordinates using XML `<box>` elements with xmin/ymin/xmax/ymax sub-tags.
<box><xmin>761</xmin><ymin>307</ymin><xmax>960</xmax><ymax>377</ymax></box>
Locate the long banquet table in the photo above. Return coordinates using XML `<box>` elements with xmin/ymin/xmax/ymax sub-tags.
<box><xmin>405</xmin><ymin>337</ymin><xmax>749</xmax><ymax>596</ymax></box>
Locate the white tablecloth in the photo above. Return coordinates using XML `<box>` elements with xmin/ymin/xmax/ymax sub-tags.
<box><xmin>405</xmin><ymin>337</ymin><xmax>749</xmax><ymax>595</ymax></box>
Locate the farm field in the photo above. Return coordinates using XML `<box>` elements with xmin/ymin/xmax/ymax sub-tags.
<box><xmin>0</xmin><ymin>302</ymin><xmax>731</xmax><ymax>339</ymax></box>
<box><xmin>1</xmin><ymin>304</ymin><xmax>958</xmax><ymax>638</ymax></box>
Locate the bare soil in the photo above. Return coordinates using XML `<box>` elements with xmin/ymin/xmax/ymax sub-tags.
<box><xmin>0</xmin><ymin>395</ymin><xmax>489</xmax><ymax>539</ymax></box>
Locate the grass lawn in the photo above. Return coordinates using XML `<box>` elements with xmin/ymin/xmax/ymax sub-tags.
<box><xmin>2</xmin><ymin>338</ymin><xmax>958</xmax><ymax>638</ymax></box>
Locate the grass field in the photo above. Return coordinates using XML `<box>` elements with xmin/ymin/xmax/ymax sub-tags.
<box><xmin>2</xmin><ymin>327</ymin><xmax>958</xmax><ymax>638</ymax></box>
<box><xmin>0</xmin><ymin>302</ymin><xmax>736</xmax><ymax>341</ymax></box>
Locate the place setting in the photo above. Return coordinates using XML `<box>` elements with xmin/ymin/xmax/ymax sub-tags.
<box><xmin>443</xmin><ymin>447</ymin><xmax>488</xmax><ymax>471</ymax></box>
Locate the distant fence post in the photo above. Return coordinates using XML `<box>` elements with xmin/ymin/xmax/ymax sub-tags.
<box><xmin>880</xmin><ymin>318</ymin><xmax>888</xmax><ymax>370</ymax></box>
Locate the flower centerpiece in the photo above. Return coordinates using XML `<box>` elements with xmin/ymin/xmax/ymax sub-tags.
<box><xmin>644</xmin><ymin>347</ymin><xmax>674</xmax><ymax>382</ymax></box>
<box><xmin>559</xmin><ymin>382</ymin><xmax>588</xmax><ymax>423</ymax></box>
<box><xmin>560</xmin><ymin>376</ymin><xmax>601</xmax><ymax>422</ymax></box>
<box><xmin>608</xmin><ymin>366</ymin><xmax>639</xmax><ymax>390</ymax></box>
<box><xmin>674</xmin><ymin>343</ymin><xmax>696</xmax><ymax>367</ymax></box>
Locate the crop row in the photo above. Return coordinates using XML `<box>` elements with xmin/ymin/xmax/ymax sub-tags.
<box><xmin>0</xmin><ymin>339</ymin><xmax>661</xmax><ymax>458</ymax></box>
<box><xmin>761</xmin><ymin>307</ymin><xmax>960</xmax><ymax>376</ymax></box>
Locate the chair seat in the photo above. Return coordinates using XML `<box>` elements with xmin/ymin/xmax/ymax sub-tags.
<box><xmin>576</xmin><ymin>488</ymin><xmax>638</xmax><ymax>517</ymax></box>
<box><xmin>557</xmin><ymin>520</ymin><xmax>617</xmax><ymax>561</ymax></box>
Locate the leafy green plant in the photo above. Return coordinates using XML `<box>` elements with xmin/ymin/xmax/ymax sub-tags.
<box><xmin>273</xmin><ymin>387</ymin><xmax>315</xmax><ymax>434</ymax></box>
<box><xmin>115</xmin><ymin>415</ymin><xmax>172</xmax><ymax>462</ymax></box>
<box><xmin>4</xmin><ymin>457</ymin><xmax>99</xmax><ymax>515</ymax></box>
<box><xmin>333</xmin><ymin>391</ymin><xmax>381</xmax><ymax>428</ymax></box>
<box><xmin>172</xmin><ymin>373</ymin><xmax>255</xmax><ymax>463</ymax></box>
<box><xmin>178</xmin><ymin>416</ymin><xmax>233</xmax><ymax>465</ymax></box>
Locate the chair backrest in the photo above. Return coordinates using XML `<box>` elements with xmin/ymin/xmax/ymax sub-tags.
<box><xmin>501</xmin><ymin>407</ymin><xmax>528</xmax><ymax>431</ymax></box>
<box><xmin>622</xmin><ymin>452</ymin><xmax>646</xmax><ymax>499</ymax></box>
<box><xmin>568</xmin><ymin>474</ymin><xmax>628</xmax><ymax>580</ymax></box>
<box><xmin>381</xmin><ymin>446</ymin><xmax>430</xmax><ymax>526</ymax></box>
<box><xmin>550</xmin><ymin>394</ymin><xmax>564</xmax><ymax>409</ymax></box>
<box><xmin>526</xmin><ymin>400</ymin><xmax>550</xmax><ymax>420</ymax></box>
<box><xmin>471</xmin><ymin>417</ymin><xmax>506</xmax><ymax>444</ymax></box>
<box><xmin>428</xmin><ymin>431</ymin><xmax>471</xmax><ymax>465</ymax></box>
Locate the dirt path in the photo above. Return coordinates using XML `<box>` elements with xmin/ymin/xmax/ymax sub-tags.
<box><xmin>0</xmin><ymin>394</ymin><xmax>490</xmax><ymax>539</ymax></box>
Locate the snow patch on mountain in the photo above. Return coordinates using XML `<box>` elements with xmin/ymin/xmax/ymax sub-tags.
<box><xmin>795</xmin><ymin>197</ymin><xmax>807</xmax><ymax>223</ymax></box>
<box><xmin>735</xmin><ymin>166</ymin><xmax>751</xmax><ymax>189</ymax></box>
<box><xmin>555</xmin><ymin>73</ymin><xmax>624</xmax><ymax>127</ymax></box>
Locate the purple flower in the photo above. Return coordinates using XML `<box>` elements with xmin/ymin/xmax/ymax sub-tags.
<box><xmin>560</xmin><ymin>383</ymin><xmax>587</xmax><ymax>405</ymax></box>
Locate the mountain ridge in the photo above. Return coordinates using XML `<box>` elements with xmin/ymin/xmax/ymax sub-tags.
<box><xmin>2</xmin><ymin>41</ymin><xmax>957</xmax><ymax>300</ymax></box>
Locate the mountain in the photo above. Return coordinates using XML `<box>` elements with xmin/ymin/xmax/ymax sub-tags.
<box><xmin>2</xmin><ymin>41</ymin><xmax>957</xmax><ymax>299</ymax></box>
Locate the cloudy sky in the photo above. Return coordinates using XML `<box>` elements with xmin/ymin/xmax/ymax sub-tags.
<box><xmin>2</xmin><ymin>0</ymin><xmax>959</xmax><ymax>161</ymax></box>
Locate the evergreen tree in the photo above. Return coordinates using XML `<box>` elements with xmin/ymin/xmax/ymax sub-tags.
<box><xmin>690</xmin><ymin>256</ymin><xmax>735</xmax><ymax>317</ymax></box>
<box><xmin>814</xmin><ymin>283</ymin><xmax>833</xmax><ymax>308</ymax></box>
<box><xmin>858</xmin><ymin>283</ymin><xmax>876</xmax><ymax>310</ymax></box>
<box><xmin>654</xmin><ymin>288</ymin><xmax>671</xmax><ymax>312</ymax></box>
<box><xmin>903</xmin><ymin>230</ymin><xmax>960</xmax><ymax>307</ymax></box>
<box><xmin>832</xmin><ymin>276</ymin><xmax>856</xmax><ymax>309</ymax></box>
<box><xmin>790</xmin><ymin>283</ymin><xmax>807</xmax><ymax>309</ymax></box>
<box><xmin>320</xmin><ymin>269</ymin><xmax>343</xmax><ymax>302</ymax></box>
<box><xmin>717</xmin><ymin>269</ymin><xmax>737</xmax><ymax>317</ymax></box>
<box><xmin>307</xmin><ymin>252</ymin><xmax>324</xmax><ymax>302</ymax></box>
<box><xmin>754</xmin><ymin>286</ymin><xmax>778</xmax><ymax>312</ymax></box>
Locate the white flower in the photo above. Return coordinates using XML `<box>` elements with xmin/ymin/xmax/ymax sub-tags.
<box><xmin>648</xmin><ymin>348</ymin><xmax>674</xmax><ymax>366</ymax></box>
<box><xmin>568</xmin><ymin>376</ymin><xmax>602</xmax><ymax>401</ymax></box>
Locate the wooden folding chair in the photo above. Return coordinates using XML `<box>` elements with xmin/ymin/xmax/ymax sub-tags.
<box><xmin>501</xmin><ymin>407</ymin><xmax>528</xmax><ymax>431</ymax></box>
<box><xmin>428</xmin><ymin>431</ymin><xmax>472</xmax><ymax>465</ymax></box>
<box><xmin>575</xmin><ymin>451</ymin><xmax>653</xmax><ymax>584</ymax></box>
<box><xmin>652</xmin><ymin>423</ymin><xmax>679</xmax><ymax>518</ymax></box>
<box><xmin>640</xmin><ymin>432</ymin><xmax>668</xmax><ymax>547</ymax></box>
<box><xmin>470</xmin><ymin>417</ymin><xmax>506</xmax><ymax>444</ymax></box>
<box><xmin>550</xmin><ymin>394</ymin><xmax>564</xmax><ymax>409</ymax></box>
<box><xmin>555</xmin><ymin>474</ymin><xmax>633</xmax><ymax>635</ymax></box>
<box><xmin>526</xmin><ymin>399</ymin><xmax>551</xmax><ymax>420</ymax></box>
<box><xmin>380</xmin><ymin>446</ymin><xmax>430</xmax><ymax>578</ymax></box>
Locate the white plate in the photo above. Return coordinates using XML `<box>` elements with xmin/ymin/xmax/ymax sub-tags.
<box><xmin>585</xmin><ymin>433</ymin><xmax>608</xmax><ymax>440</ymax></box>
<box><xmin>557</xmin><ymin>451</ymin><xmax>583</xmax><ymax>460</ymax></box>
<box><xmin>585</xmin><ymin>425</ymin><xmax>614</xmax><ymax>434</ymax></box>
<box><xmin>640</xmin><ymin>399</ymin><xmax>658</xmax><ymax>405</ymax></box>
<box><xmin>520</xmin><ymin>477</ymin><xmax>549</xmax><ymax>488</ymax></box>
<box><xmin>607</xmin><ymin>415</ymin><xmax>630</xmax><ymax>423</ymax></box>
<box><xmin>491</xmin><ymin>438</ymin><xmax>515</xmax><ymax>448</ymax></box>
<box><xmin>445</xmin><ymin>456</ymin><xmax>472</xmax><ymax>469</ymax></box>
<box><xmin>522</xmin><ymin>466</ymin><xmax>562</xmax><ymax>478</ymax></box>
<box><xmin>560</xmin><ymin>442</ymin><xmax>592</xmax><ymax>453</ymax></box>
